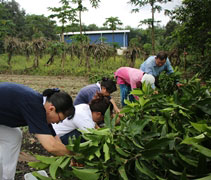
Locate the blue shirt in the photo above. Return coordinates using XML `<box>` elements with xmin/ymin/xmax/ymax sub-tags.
<box><xmin>74</xmin><ymin>83</ymin><xmax>101</xmax><ymax>106</ymax></box>
<box><xmin>0</xmin><ymin>82</ymin><xmax>56</xmax><ymax>135</ymax></box>
<box><xmin>74</xmin><ymin>82</ymin><xmax>111</xmax><ymax>106</ymax></box>
<box><xmin>140</xmin><ymin>56</ymin><xmax>174</xmax><ymax>77</ymax></box>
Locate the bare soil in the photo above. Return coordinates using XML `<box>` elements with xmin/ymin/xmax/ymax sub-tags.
<box><xmin>0</xmin><ymin>74</ymin><xmax>120</xmax><ymax>180</ymax></box>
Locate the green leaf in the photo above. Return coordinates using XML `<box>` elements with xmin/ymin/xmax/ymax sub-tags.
<box><xmin>35</xmin><ymin>155</ymin><xmax>58</xmax><ymax>164</ymax></box>
<box><xmin>95</xmin><ymin>148</ymin><xmax>101</xmax><ymax>158</ymax></box>
<box><xmin>103</xmin><ymin>143</ymin><xmax>110</xmax><ymax>162</ymax></box>
<box><xmin>190</xmin><ymin>122</ymin><xmax>211</xmax><ymax>134</ymax></box>
<box><xmin>191</xmin><ymin>143</ymin><xmax>211</xmax><ymax>157</ymax></box>
<box><xmin>115</xmin><ymin>145</ymin><xmax>130</xmax><ymax>157</ymax></box>
<box><xmin>31</xmin><ymin>171</ymin><xmax>52</xmax><ymax>180</ymax></box>
<box><xmin>120</xmin><ymin>107</ymin><xmax>132</xmax><ymax>113</ymax></box>
<box><xmin>49</xmin><ymin>156</ymin><xmax>66</xmax><ymax>179</ymax></box>
<box><xmin>138</xmin><ymin>97</ymin><xmax>149</xmax><ymax>107</ymax></box>
<box><xmin>177</xmin><ymin>152</ymin><xmax>197</xmax><ymax>167</ymax></box>
<box><xmin>182</xmin><ymin>140</ymin><xmax>211</xmax><ymax>157</ymax></box>
<box><xmin>145</xmin><ymin>138</ymin><xmax>173</xmax><ymax>149</ymax></box>
<box><xmin>72</xmin><ymin>167</ymin><xmax>100</xmax><ymax>180</ymax></box>
<box><xmin>59</xmin><ymin>157</ymin><xmax>71</xmax><ymax>169</ymax></box>
<box><xmin>135</xmin><ymin>159</ymin><xmax>156</xmax><ymax>179</ymax></box>
<box><xmin>104</xmin><ymin>107</ymin><xmax>111</xmax><ymax>128</ymax></box>
<box><xmin>28</xmin><ymin>162</ymin><xmax>49</xmax><ymax>169</ymax></box>
<box><xmin>195</xmin><ymin>174</ymin><xmax>211</xmax><ymax>180</ymax></box>
<box><xmin>118</xmin><ymin>165</ymin><xmax>128</xmax><ymax>180</ymax></box>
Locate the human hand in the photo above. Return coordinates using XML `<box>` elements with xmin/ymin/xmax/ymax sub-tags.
<box><xmin>176</xmin><ymin>83</ymin><xmax>184</xmax><ymax>88</ymax></box>
<box><xmin>153</xmin><ymin>90</ymin><xmax>159</xmax><ymax>95</ymax></box>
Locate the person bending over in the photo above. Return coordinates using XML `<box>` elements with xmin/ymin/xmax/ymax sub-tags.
<box><xmin>140</xmin><ymin>51</ymin><xmax>182</xmax><ymax>87</ymax></box>
<box><xmin>0</xmin><ymin>82</ymin><xmax>75</xmax><ymax>180</ymax></box>
<box><xmin>53</xmin><ymin>93</ymin><xmax>112</xmax><ymax>145</ymax></box>
<box><xmin>114</xmin><ymin>67</ymin><xmax>155</xmax><ymax>107</ymax></box>
<box><xmin>74</xmin><ymin>77</ymin><xmax>120</xmax><ymax>114</ymax></box>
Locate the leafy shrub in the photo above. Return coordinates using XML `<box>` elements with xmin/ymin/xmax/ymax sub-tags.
<box><xmin>29</xmin><ymin>78</ymin><xmax>211</xmax><ymax>180</ymax></box>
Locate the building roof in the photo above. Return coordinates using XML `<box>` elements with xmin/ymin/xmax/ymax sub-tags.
<box><xmin>64</xmin><ymin>30</ymin><xmax>130</xmax><ymax>35</ymax></box>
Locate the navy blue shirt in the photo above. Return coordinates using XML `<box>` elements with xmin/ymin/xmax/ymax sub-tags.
<box><xmin>74</xmin><ymin>83</ymin><xmax>111</xmax><ymax>106</ymax></box>
<box><xmin>74</xmin><ymin>83</ymin><xmax>101</xmax><ymax>105</ymax></box>
<box><xmin>0</xmin><ymin>82</ymin><xmax>55</xmax><ymax>136</ymax></box>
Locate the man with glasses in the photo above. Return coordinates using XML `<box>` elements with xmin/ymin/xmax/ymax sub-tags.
<box><xmin>140</xmin><ymin>51</ymin><xmax>183</xmax><ymax>88</ymax></box>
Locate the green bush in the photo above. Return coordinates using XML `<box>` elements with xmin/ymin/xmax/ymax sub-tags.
<box><xmin>29</xmin><ymin>77</ymin><xmax>211</xmax><ymax>180</ymax></box>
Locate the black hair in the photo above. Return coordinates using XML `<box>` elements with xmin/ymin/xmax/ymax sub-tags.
<box><xmin>89</xmin><ymin>92</ymin><xmax>113</xmax><ymax>116</ymax></box>
<box><xmin>156</xmin><ymin>51</ymin><xmax>168</xmax><ymax>61</ymax></box>
<box><xmin>100</xmin><ymin>77</ymin><xmax>117</xmax><ymax>94</ymax></box>
<box><xmin>42</xmin><ymin>88</ymin><xmax>75</xmax><ymax>119</ymax></box>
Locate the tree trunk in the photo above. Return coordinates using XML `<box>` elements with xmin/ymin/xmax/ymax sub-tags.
<box><xmin>151</xmin><ymin>5</ymin><xmax>155</xmax><ymax>54</ymax></box>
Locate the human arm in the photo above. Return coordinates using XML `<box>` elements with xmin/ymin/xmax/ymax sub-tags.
<box><xmin>165</xmin><ymin>58</ymin><xmax>174</xmax><ymax>75</ymax></box>
<box><xmin>110</xmin><ymin>98</ymin><xmax>120</xmax><ymax>114</ymax></box>
<box><xmin>35</xmin><ymin>134</ymin><xmax>73</xmax><ymax>156</ymax></box>
<box><xmin>140</xmin><ymin>56</ymin><xmax>155</xmax><ymax>76</ymax></box>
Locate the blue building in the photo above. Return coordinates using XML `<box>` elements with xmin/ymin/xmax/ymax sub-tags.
<box><xmin>63</xmin><ymin>30</ymin><xmax>130</xmax><ymax>48</ymax></box>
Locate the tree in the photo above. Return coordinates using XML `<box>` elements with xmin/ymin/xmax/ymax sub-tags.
<box><xmin>48</xmin><ymin>0</ymin><xmax>78</xmax><ymax>69</ymax></box>
<box><xmin>48</xmin><ymin>0</ymin><xmax>78</xmax><ymax>42</ymax></box>
<box><xmin>0</xmin><ymin>0</ymin><xmax>25</xmax><ymax>53</ymax></box>
<box><xmin>172</xmin><ymin>0</ymin><xmax>211</xmax><ymax>79</ymax></box>
<box><xmin>71</xmin><ymin>0</ymin><xmax>100</xmax><ymax>36</ymax></box>
<box><xmin>24</xmin><ymin>15</ymin><xmax>58</xmax><ymax>41</ymax></box>
<box><xmin>129</xmin><ymin>0</ymin><xmax>172</xmax><ymax>54</ymax></box>
<box><xmin>103</xmin><ymin>16</ymin><xmax>123</xmax><ymax>46</ymax></box>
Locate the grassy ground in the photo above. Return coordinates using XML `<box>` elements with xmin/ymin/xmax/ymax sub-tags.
<box><xmin>0</xmin><ymin>53</ymin><xmax>143</xmax><ymax>76</ymax></box>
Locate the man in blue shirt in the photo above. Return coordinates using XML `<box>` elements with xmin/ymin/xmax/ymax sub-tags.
<box><xmin>140</xmin><ymin>51</ymin><xmax>182</xmax><ymax>88</ymax></box>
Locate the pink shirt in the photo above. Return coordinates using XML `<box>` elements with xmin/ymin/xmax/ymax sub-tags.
<box><xmin>114</xmin><ymin>67</ymin><xmax>144</xmax><ymax>89</ymax></box>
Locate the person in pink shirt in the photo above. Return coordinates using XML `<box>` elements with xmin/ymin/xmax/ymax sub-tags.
<box><xmin>114</xmin><ymin>67</ymin><xmax>155</xmax><ymax>106</ymax></box>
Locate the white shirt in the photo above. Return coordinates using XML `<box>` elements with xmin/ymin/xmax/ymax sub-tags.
<box><xmin>52</xmin><ymin>104</ymin><xmax>95</xmax><ymax>137</ymax></box>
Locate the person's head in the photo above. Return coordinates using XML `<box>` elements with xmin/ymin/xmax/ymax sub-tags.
<box><xmin>155</xmin><ymin>51</ymin><xmax>168</xmax><ymax>67</ymax></box>
<box><xmin>89</xmin><ymin>92</ymin><xmax>113</xmax><ymax>125</ymax></box>
<box><xmin>100</xmin><ymin>77</ymin><xmax>117</xmax><ymax>96</ymax></box>
<box><xmin>141</xmin><ymin>74</ymin><xmax>155</xmax><ymax>89</ymax></box>
<box><xmin>43</xmin><ymin>88</ymin><xmax>75</xmax><ymax>124</ymax></box>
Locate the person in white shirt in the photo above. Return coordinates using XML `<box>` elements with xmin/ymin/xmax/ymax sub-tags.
<box><xmin>53</xmin><ymin>93</ymin><xmax>112</xmax><ymax>145</ymax></box>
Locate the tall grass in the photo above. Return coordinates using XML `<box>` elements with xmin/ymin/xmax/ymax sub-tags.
<box><xmin>0</xmin><ymin>53</ymin><xmax>143</xmax><ymax>78</ymax></box>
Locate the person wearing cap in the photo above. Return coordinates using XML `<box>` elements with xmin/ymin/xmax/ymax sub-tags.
<box><xmin>114</xmin><ymin>67</ymin><xmax>155</xmax><ymax>107</ymax></box>
<box><xmin>53</xmin><ymin>93</ymin><xmax>112</xmax><ymax>145</ymax></box>
<box><xmin>0</xmin><ymin>82</ymin><xmax>75</xmax><ymax>180</ymax></box>
<box><xmin>140</xmin><ymin>51</ymin><xmax>182</xmax><ymax>88</ymax></box>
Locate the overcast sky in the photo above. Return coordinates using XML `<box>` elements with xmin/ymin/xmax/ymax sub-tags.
<box><xmin>15</xmin><ymin>0</ymin><xmax>182</xmax><ymax>29</ymax></box>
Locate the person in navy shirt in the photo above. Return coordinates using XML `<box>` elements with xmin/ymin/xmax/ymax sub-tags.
<box><xmin>0</xmin><ymin>82</ymin><xmax>75</xmax><ymax>180</ymax></box>
<box><xmin>140</xmin><ymin>51</ymin><xmax>182</xmax><ymax>88</ymax></box>
<box><xmin>74</xmin><ymin>77</ymin><xmax>120</xmax><ymax>114</ymax></box>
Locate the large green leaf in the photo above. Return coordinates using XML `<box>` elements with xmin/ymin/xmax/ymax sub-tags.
<box><xmin>182</xmin><ymin>140</ymin><xmax>211</xmax><ymax>157</ymax></box>
<box><xmin>35</xmin><ymin>155</ymin><xmax>58</xmax><ymax>164</ymax></box>
<box><xmin>118</xmin><ymin>165</ymin><xmax>128</xmax><ymax>180</ymax></box>
<box><xmin>145</xmin><ymin>138</ymin><xmax>173</xmax><ymax>149</ymax></box>
<box><xmin>31</xmin><ymin>171</ymin><xmax>52</xmax><ymax>180</ymax></box>
<box><xmin>72</xmin><ymin>167</ymin><xmax>100</xmax><ymax>180</ymax></box>
<box><xmin>103</xmin><ymin>143</ymin><xmax>110</xmax><ymax>162</ymax></box>
<box><xmin>28</xmin><ymin>162</ymin><xmax>49</xmax><ymax>169</ymax></box>
<box><xmin>190</xmin><ymin>122</ymin><xmax>211</xmax><ymax>134</ymax></box>
<box><xmin>59</xmin><ymin>157</ymin><xmax>71</xmax><ymax>169</ymax></box>
<box><xmin>49</xmin><ymin>156</ymin><xmax>66</xmax><ymax>179</ymax></box>
<box><xmin>104</xmin><ymin>107</ymin><xmax>111</xmax><ymax>128</ymax></box>
<box><xmin>195</xmin><ymin>174</ymin><xmax>211</xmax><ymax>180</ymax></box>
<box><xmin>115</xmin><ymin>145</ymin><xmax>130</xmax><ymax>157</ymax></box>
<box><xmin>177</xmin><ymin>152</ymin><xmax>198</xmax><ymax>167</ymax></box>
<box><xmin>135</xmin><ymin>159</ymin><xmax>156</xmax><ymax>179</ymax></box>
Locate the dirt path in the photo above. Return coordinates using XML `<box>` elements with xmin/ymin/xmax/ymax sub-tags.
<box><xmin>0</xmin><ymin>74</ymin><xmax>121</xmax><ymax>179</ymax></box>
